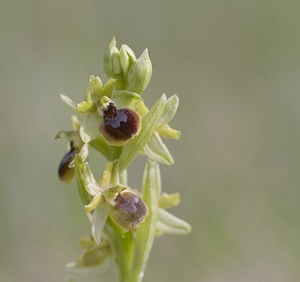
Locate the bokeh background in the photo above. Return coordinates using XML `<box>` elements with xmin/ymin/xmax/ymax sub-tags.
<box><xmin>1</xmin><ymin>0</ymin><xmax>300</xmax><ymax>281</ymax></box>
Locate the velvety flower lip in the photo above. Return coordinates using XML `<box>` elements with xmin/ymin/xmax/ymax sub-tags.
<box><xmin>100</xmin><ymin>102</ymin><xmax>141</xmax><ymax>146</ymax></box>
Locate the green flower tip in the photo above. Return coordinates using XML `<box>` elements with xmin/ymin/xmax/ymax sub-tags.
<box><xmin>109</xmin><ymin>191</ymin><xmax>148</xmax><ymax>230</ymax></box>
<box><xmin>99</xmin><ymin>102</ymin><xmax>141</xmax><ymax>146</ymax></box>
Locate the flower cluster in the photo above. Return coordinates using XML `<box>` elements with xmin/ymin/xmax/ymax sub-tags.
<box><xmin>56</xmin><ymin>37</ymin><xmax>191</xmax><ymax>282</ymax></box>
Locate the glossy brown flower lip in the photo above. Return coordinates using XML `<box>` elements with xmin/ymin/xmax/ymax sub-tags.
<box><xmin>100</xmin><ymin>102</ymin><xmax>140</xmax><ymax>145</ymax></box>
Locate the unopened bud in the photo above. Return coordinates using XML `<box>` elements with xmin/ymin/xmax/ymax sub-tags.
<box><xmin>104</xmin><ymin>37</ymin><xmax>121</xmax><ymax>78</ymax></box>
<box><xmin>126</xmin><ymin>49</ymin><xmax>152</xmax><ymax>94</ymax></box>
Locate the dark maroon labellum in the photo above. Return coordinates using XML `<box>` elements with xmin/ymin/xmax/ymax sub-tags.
<box><xmin>100</xmin><ymin>102</ymin><xmax>140</xmax><ymax>145</ymax></box>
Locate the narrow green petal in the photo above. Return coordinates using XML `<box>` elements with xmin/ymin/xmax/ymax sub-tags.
<box><xmin>143</xmin><ymin>132</ymin><xmax>174</xmax><ymax>165</ymax></box>
<box><xmin>79</xmin><ymin>112</ymin><xmax>102</xmax><ymax>143</ymax></box>
<box><xmin>132</xmin><ymin>159</ymin><xmax>161</xmax><ymax>280</ymax></box>
<box><xmin>158</xmin><ymin>192</ymin><xmax>180</xmax><ymax>209</ymax></box>
<box><xmin>156</xmin><ymin>209</ymin><xmax>192</xmax><ymax>236</ymax></box>
<box><xmin>156</xmin><ymin>94</ymin><xmax>179</xmax><ymax>128</ymax></box>
<box><xmin>119</xmin><ymin>94</ymin><xmax>167</xmax><ymax>170</ymax></box>
<box><xmin>60</xmin><ymin>94</ymin><xmax>77</xmax><ymax>110</ymax></box>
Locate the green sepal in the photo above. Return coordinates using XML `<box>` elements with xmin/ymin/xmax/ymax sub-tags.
<box><xmin>119</xmin><ymin>94</ymin><xmax>167</xmax><ymax>170</ymax></box>
<box><xmin>156</xmin><ymin>209</ymin><xmax>192</xmax><ymax>236</ymax></box>
<box><xmin>79</xmin><ymin>112</ymin><xmax>102</xmax><ymax>143</ymax></box>
<box><xmin>143</xmin><ymin>132</ymin><xmax>174</xmax><ymax>165</ymax></box>
<box><xmin>132</xmin><ymin>159</ymin><xmax>161</xmax><ymax>280</ymax></box>
<box><xmin>158</xmin><ymin>192</ymin><xmax>180</xmax><ymax>209</ymax></box>
<box><xmin>74</xmin><ymin>155</ymin><xmax>91</xmax><ymax>206</ymax></box>
<box><xmin>112</xmin><ymin>90</ymin><xmax>142</xmax><ymax>109</ymax></box>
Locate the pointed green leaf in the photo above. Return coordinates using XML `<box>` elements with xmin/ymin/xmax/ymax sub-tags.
<box><xmin>144</xmin><ymin>132</ymin><xmax>174</xmax><ymax>165</ymax></box>
<box><xmin>119</xmin><ymin>94</ymin><xmax>167</xmax><ymax>170</ymax></box>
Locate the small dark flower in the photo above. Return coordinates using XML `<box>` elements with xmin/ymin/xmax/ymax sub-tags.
<box><xmin>100</xmin><ymin>102</ymin><xmax>141</xmax><ymax>146</ymax></box>
<box><xmin>110</xmin><ymin>191</ymin><xmax>148</xmax><ymax>230</ymax></box>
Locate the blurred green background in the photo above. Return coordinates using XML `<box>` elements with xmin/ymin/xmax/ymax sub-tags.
<box><xmin>1</xmin><ymin>0</ymin><xmax>300</xmax><ymax>281</ymax></box>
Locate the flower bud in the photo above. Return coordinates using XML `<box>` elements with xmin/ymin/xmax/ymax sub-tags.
<box><xmin>103</xmin><ymin>37</ymin><xmax>121</xmax><ymax>78</ymax></box>
<box><xmin>126</xmin><ymin>49</ymin><xmax>152</xmax><ymax>94</ymax></box>
<box><xmin>99</xmin><ymin>102</ymin><xmax>141</xmax><ymax>146</ymax></box>
<box><xmin>120</xmin><ymin>44</ymin><xmax>136</xmax><ymax>78</ymax></box>
<box><xmin>110</xmin><ymin>191</ymin><xmax>148</xmax><ymax>230</ymax></box>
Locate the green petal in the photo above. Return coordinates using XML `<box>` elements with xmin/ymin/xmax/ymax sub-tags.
<box><xmin>119</xmin><ymin>94</ymin><xmax>167</xmax><ymax>170</ymax></box>
<box><xmin>156</xmin><ymin>209</ymin><xmax>192</xmax><ymax>236</ymax></box>
<box><xmin>79</xmin><ymin>112</ymin><xmax>102</xmax><ymax>143</ymax></box>
<box><xmin>143</xmin><ymin>132</ymin><xmax>174</xmax><ymax>165</ymax></box>
<box><xmin>158</xmin><ymin>192</ymin><xmax>180</xmax><ymax>209</ymax></box>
